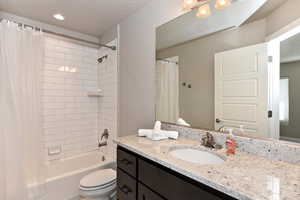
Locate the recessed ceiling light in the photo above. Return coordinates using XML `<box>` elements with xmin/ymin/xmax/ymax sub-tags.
<box><xmin>53</xmin><ymin>14</ymin><xmax>64</xmax><ymax>21</ymax></box>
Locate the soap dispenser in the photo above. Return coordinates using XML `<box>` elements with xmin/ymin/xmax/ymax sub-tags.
<box><xmin>226</xmin><ymin>129</ymin><xmax>237</xmax><ymax>156</ymax></box>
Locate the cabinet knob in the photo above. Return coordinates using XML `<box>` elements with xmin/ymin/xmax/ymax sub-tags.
<box><xmin>120</xmin><ymin>158</ymin><xmax>132</xmax><ymax>165</ymax></box>
<box><xmin>120</xmin><ymin>185</ymin><xmax>132</xmax><ymax>195</ymax></box>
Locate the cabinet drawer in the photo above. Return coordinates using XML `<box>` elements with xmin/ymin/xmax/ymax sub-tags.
<box><xmin>138</xmin><ymin>183</ymin><xmax>165</xmax><ymax>200</ymax></box>
<box><xmin>117</xmin><ymin>168</ymin><xmax>136</xmax><ymax>200</ymax></box>
<box><xmin>139</xmin><ymin>159</ymin><xmax>235</xmax><ymax>200</ymax></box>
<box><xmin>117</xmin><ymin>147</ymin><xmax>137</xmax><ymax>177</ymax></box>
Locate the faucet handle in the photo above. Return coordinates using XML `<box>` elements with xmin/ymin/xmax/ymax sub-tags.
<box><xmin>201</xmin><ymin>132</ymin><xmax>216</xmax><ymax>148</ymax></box>
<box><xmin>101</xmin><ymin>129</ymin><xmax>109</xmax><ymax>140</ymax></box>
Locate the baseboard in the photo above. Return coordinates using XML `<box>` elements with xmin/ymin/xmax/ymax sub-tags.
<box><xmin>280</xmin><ymin>136</ymin><xmax>300</xmax><ymax>143</ymax></box>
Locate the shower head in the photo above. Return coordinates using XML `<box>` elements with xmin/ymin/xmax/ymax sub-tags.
<box><xmin>97</xmin><ymin>55</ymin><xmax>108</xmax><ymax>63</ymax></box>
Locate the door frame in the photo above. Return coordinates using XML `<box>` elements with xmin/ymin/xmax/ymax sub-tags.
<box><xmin>266</xmin><ymin>17</ymin><xmax>300</xmax><ymax>140</ymax></box>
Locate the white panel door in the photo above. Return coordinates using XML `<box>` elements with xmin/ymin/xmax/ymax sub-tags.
<box><xmin>215</xmin><ymin>43</ymin><xmax>269</xmax><ymax>138</ymax></box>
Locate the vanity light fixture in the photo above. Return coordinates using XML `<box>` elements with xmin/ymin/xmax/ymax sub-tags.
<box><xmin>196</xmin><ymin>3</ymin><xmax>211</xmax><ymax>18</ymax></box>
<box><xmin>183</xmin><ymin>0</ymin><xmax>198</xmax><ymax>11</ymax></box>
<box><xmin>53</xmin><ymin>14</ymin><xmax>65</xmax><ymax>21</ymax></box>
<box><xmin>215</xmin><ymin>0</ymin><xmax>231</xmax><ymax>10</ymax></box>
<box><xmin>183</xmin><ymin>0</ymin><xmax>232</xmax><ymax>19</ymax></box>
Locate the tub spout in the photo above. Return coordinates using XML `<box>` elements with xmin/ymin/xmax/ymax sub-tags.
<box><xmin>98</xmin><ymin>141</ymin><xmax>107</xmax><ymax>148</ymax></box>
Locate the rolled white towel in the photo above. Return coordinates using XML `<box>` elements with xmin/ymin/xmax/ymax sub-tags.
<box><xmin>138</xmin><ymin>129</ymin><xmax>153</xmax><ymax>137</ymax></box>
<box><xmin>154</xmin><ymin>121</ymin><xmax>162</xmax><ymax>131</ymax></box>
<box><xmin>138</xmin><ymin>129</ymin><xmax>168</xmax><ymax>141</ymax></box>
<box><xmin>177</xmin><ymin>118</ymin><xmax>191</xmax><ymax>127</ymax></box>
<box><xmin>159</xmin><ymin>130</ymin><xmax>179</xmax><ymax>139</ymax></box>
<box><xmin>138</xmin><ymin>128</ymin><xmax>179</xmax><ymax>141</ymax></box>
<box><xmin>151</xmin><ymin>132</ymin><xmax>168</xmax><ymax>141</ymax></box>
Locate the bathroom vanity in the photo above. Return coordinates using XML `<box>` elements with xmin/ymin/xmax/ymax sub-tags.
<box><xmin>115</xmin><ymin>134</ymin><xmax>300</xmax><ymax>200</ymax></box>
<box><xmin>117</xmin><ymin>145</ymin><xmax>236</xmax><ymax>200</ymax></box>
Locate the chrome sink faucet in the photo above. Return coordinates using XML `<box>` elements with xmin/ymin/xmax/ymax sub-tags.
<box><xmin>201</xmin><ymin>132</ymin><xmax>222</xmax><ymax>149</ymax></box>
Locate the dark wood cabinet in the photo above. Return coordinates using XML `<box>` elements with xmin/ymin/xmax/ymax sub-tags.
<box><xmin>117</xmin><ymin>147</ymin><xmax>137</xmax><ymax>177</ymax></box>
<box><xmin>117</xmin><ymin>146</ymin><xmax>236</xmax><ymax>200</ymax></box>
<box><xmin>117</xmin><ymin>168</ymin><xmax>136</xmax><ymax>200</ymax></box>
<box><xmin>138</xmin><ymin>183</ymin><xmax>165</xmax><ymax>200</ymax></box>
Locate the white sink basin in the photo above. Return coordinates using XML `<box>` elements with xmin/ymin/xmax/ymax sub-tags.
<box><xmin>169</xmin><ymin>148</ymin><xmax>225</xmax><ymax>165</ymax></box>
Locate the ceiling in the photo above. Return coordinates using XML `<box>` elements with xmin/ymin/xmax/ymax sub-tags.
<box><xmin>0</xmin><ymin>0</ymin><xmax>149</xmax><ymax>37</ymax></box>
<box><xmin>156</xmin><ymin>0</ymin><xmax>267</xmax><ymax>50</ymax></box>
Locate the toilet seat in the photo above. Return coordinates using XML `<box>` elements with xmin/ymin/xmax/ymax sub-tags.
<box><xmin>80</xmin><ymin>169</ymin><xmax>116</xmax><ymax>191</ymax></box>
<box><xmin>79</xmin><ymin>180</ymin><xmax>116</xmax><ymax>191</ymax></box>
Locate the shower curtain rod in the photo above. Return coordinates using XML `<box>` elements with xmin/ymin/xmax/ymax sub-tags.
<box><xmin>0</xmin><ymin>18</ymin><xmax>116</xmax><ymax>51</ymax></box>
<box><xmin>45</xmin><ymin>30</ymin><xmax>116</xmax><ymax>50</ymax></box>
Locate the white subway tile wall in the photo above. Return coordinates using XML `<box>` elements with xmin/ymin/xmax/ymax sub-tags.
<box><xmin>43</xmin><ymin>36</ymin><xmax>101</xmax><ymax>160</ymax></box>
<box><xmin>98</xmin><ymin>40</ymin><xmax>118</xmax><ymax>161</ymax></box>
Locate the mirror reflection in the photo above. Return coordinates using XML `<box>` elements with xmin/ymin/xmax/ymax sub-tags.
<box><xmin>280</xmin><ymin>34</ymin><xmax>300</xmax><ymax>143</ymax></box>
<box><xmin>156</xmin><ymin>0</ymin><xmax>300</xmax><ymax>143</ymax></box>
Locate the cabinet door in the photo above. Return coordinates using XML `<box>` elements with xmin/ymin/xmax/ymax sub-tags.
<box><xmin>139</xmin><ymin>159</ymin><xmax>235</xmax><ymax>200</ymax></box>
<box><xmin>138</xmin><ymin>183</ymin><xmax>165</xmax><ymax>200</ymax></box>
<box><xmin>117</xmin><ymin>147</ymin><xmax>137</xmax><ymax>177</ymax></box>
<box><xmin>117</xmin><ymin>169</ymin><xmax>136</xmax><ymax>200</ymax></box>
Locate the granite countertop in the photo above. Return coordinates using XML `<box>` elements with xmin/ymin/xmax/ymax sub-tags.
<box><xmin>115</xmin><ymin>135</ymin><xmax>300</xmax><ymax>200</ymax></box>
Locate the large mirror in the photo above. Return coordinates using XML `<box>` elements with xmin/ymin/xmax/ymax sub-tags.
<box><xmin>155</xmin><ymin>0</ymin><xmax>300</xmax><ymax>143</ymax></box>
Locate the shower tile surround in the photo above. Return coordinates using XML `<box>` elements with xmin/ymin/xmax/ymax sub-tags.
<box><xmin>161</xmin><ymin>123</ymin><xmax>300</xmax><ymax>165</ymax></box>
<box><xmin>42</xmin><ymin>36</ymin><xmax>118</xmax><ymax>161</ymax></box>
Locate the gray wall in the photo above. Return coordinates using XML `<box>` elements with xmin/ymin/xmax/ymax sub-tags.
<box><xmin>118</xmin><ymin>0</ymin><xmax>183</xmax><ymax>136</ymax></box>
<box><xmin>156</xmin><ymin>19</ymin><xmax>267</xmax><ymax>129</ymax></box>
<box><xmin>280</xmin><ymin>61</ymin><xmax>300</xmax><ymax>140</ymax></box>
<box><xmin>266</xmin><ymin>0</ymin><xmax>300</xmax><ymax>36</ymax></box>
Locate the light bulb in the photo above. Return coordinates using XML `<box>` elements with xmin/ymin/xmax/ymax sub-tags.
<box><xmin>53</xmin><ymin>14</ymin><xmax>65</xmax><ymax>21</ymax></box>
<box><xmin>70</xmin><ymin>68</ymin><xmax>77</xmax><ymax>73</ymax></box>
<box><xmin>196</xmin><ymin>4</ymin><xmax>211</xmax><ymax>18</ymax></box>
<box><xmin>58</xmin><ymin>66</ymin><xmax>65</xmax><ymax>72</ymax></box>
<box><xmin>182</xmin><ymin>0</ymin><xmax>197</xmax><ymax>11</ymax></box>
<box><xmin>215</xmin><ymin>0</ymin><xmax>231</xmax><ymax>10</ymax></box>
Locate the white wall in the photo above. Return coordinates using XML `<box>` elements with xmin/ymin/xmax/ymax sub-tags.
<box><xmin>118</xmin><ymin>0</ymin><xmax>183</xmax><ymax>136</ymax></box>
<box><xmin>100</xmin><ymin>26</ymin><xmax>119</xmax><ymax>45</ymax></box>
<box><xmin>43</xmin><ymin>36</ymin><xmax>99</xmax><ymax>160</ymax></box>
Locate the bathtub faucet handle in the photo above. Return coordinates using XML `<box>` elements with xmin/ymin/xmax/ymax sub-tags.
<box><xmin>101</xmin><ymin>129</ymin><xmax>109</xmax><ymax>140</ymax></box>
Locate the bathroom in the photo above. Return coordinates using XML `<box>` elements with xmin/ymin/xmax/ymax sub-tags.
<box><xmin>0</xmin><ymin>0</ymin><xmax>300</xmax><ymax>200</ymax></box>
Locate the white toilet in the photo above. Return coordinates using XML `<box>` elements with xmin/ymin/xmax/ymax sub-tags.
<box><xmin>79</xmin><ymin>169</ymin><xmax>117</xmax><ymax>200</ymax></box>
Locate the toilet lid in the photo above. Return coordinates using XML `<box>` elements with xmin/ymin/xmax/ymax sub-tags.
<box><xmin>80</xmin><ymin>169</ymin><xmax>116</xmax><ymax>188</ymax></box>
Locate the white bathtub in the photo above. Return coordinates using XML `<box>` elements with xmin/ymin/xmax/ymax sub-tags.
<box><xmin>30</xmin><ymin>151</ymin><xmax>115</xmax><ymax>200</ymax></box>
